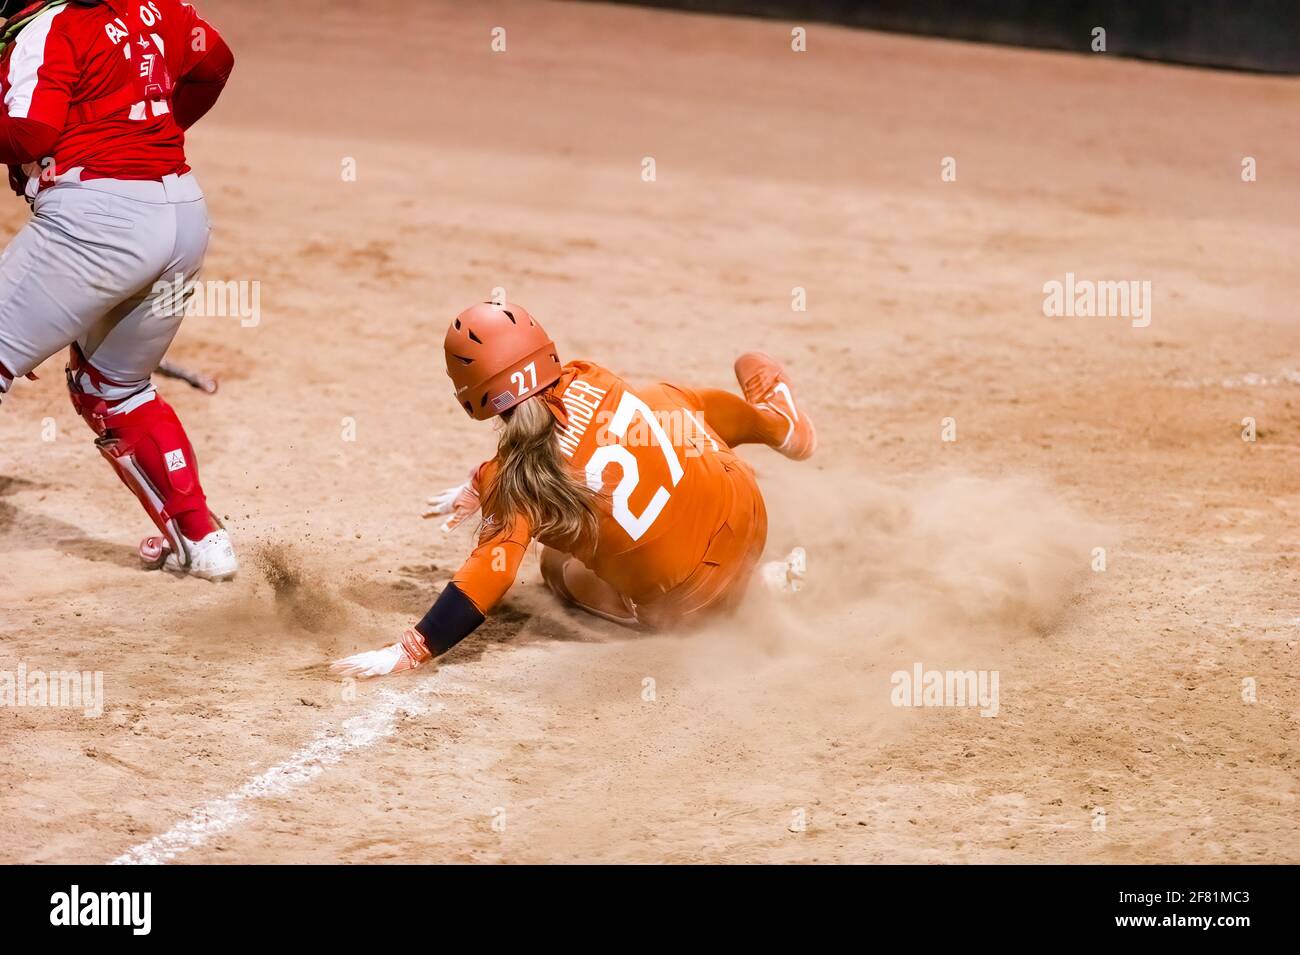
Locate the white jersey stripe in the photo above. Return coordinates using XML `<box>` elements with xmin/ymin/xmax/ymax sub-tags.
<box><xmin>4</xmin><ymin>5</ymin><xmax>67</xmax><ymax>120</ymax></box>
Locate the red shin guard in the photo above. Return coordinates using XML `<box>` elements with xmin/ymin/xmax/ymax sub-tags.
<box><xmin>66</xmin><ymin>352</ymin><xmax>213</xmax><ymax>549</ymax></box>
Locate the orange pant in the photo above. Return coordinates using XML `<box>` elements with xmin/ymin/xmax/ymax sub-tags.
<box><xmin>542</xmin><ymin>456</ymin><xmax>767</xmax><ymax>629</ymax></box>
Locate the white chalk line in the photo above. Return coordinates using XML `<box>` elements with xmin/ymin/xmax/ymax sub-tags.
<box><xmin>110</xmin><ymin>679</ymin><xmax>452</xmax><ymax>865</ymax></box>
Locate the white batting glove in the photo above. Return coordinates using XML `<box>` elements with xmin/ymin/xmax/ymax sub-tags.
<box><xmin>330</xmin><ymin>629</ymin><xmax>433</xmax><ymax>679</ymax></box>
<box><xmin>422</xmin><ymin>480</ymin><xmax>480</xmax><ymax>532</ymax></box>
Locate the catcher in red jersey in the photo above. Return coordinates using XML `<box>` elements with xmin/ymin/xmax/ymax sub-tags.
<box><xmin>332</xmin><ymin>301</ymin><xmax>816</xmax><ymax>678</ymax></box>
<box><xmin>0</xmin><ymin>0</ymin><xmax>236</xmax><ymax>578</ymax></box>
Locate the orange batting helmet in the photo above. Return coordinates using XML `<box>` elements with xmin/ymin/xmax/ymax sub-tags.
<box><xmin>444</xmin><ymin>302</ymin><xmax>562</xmax><ymax>420</ymax></box>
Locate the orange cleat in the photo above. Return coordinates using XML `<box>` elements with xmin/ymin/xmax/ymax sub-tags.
<box><xmin>734</xmin><ymin>352</ymin><xmax>817</xmax><ymax>461</ymax></box>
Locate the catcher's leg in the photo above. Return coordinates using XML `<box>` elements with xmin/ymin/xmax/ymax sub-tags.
<box><xmin>0</xmin><ymin>201</ymin><xmax>115</xmax><ymax>400</ymax></box>
<box><xmin>1</xmin><ymin>174</ymin><xmax>210</xmax><ymax>399</ymax></box>
<box><xmin>67</xmin><ymin>185</ymin><xmax>234</xmax><ymax>580</ymax></box>
<box><xmin>67</xmin><ymin>345</ymin><xmax>235</xmax><ymax>579</ymax></box>
<box><xmin>540</xmin><ymin>546</ymin><xmax>638</xmax><ymax>626</ymax></box>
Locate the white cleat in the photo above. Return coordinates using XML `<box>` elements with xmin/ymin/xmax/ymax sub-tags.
<box><xmin>139</xmin><ymin>528</ymin><xmax>239</xmax><ymax>581</ymax></box>
<box><xmin>761</xmin><ymin>546</ymin><xmax>807</xmax><ymax>595</ymax></box>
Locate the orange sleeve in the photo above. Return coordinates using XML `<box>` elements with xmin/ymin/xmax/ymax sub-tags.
<box><xmin>449</xmin><ymin>460</ymin><xmax>533</xmax><ymax>614</ymax></box>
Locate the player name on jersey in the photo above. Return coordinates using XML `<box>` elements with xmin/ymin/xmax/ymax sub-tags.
<box><xmin>556</xmin><ymin>378</ymin><xmax>608</xmax><ymax>458</ymax></box>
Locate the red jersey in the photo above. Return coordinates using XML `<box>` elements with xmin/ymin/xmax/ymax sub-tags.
<box><xmin>0</xmin><ymin>0</ymin><xmax>228</xmax><ymax>186</ymax></box>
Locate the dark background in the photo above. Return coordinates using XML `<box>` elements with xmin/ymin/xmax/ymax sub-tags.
<box><xmin>0</xmin><ymin>866</ymin><xmax>1288</xmax><ymax>939</ymax></box>
<box><xmin>599</xmin><ymin>0</ymin><xmax>1300</xmax><ymax>72</ymax></box>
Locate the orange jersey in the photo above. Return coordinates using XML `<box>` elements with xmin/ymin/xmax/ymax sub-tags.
<box><xmin>452</xmin><ymin>361</ymin><xmax>760</xmax><ymax>614</ymax></box>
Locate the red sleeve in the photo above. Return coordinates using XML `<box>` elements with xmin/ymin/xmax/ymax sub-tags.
<box><xmin>170</xmin><ymin>17</ymin><xmax>234</xmax><ymax>130</ymax></box>
<box><xmin>176</xmin><ymin>5</ymin><xmax>227</xmax><ymax>76</ymax></box>
<box><xmin>0</xmin><ymin>116</ymin><xmax>58</xmax><ymax>165</ymax></box>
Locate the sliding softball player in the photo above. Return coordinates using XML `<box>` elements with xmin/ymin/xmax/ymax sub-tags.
<box><xmin>332</xmin><ymin>301</ymin><xmax>815</xmax><ymax>678</ymax></box>
<box><xmin>0</xmin><ymin>0</ymin><xmax>237</xmax><ymax>578</ymax></box>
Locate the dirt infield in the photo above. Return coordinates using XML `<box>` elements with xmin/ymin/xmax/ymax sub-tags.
<box><xmin>1</xmin><ymin>0</ymin><xmax>1297</xmax><ymax>864</ymax></box>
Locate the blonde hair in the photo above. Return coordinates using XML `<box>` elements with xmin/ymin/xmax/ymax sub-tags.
<box><xmin>481</xmin><ymin>392</ymin><xmax>600</xmax><ymax>547</ymax></box>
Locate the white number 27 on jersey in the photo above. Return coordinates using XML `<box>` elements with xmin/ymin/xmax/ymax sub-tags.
<box><xmin>584</xmin><ymin>391</ymin><xmax>684</xmax><ymax>541</ymax></box>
